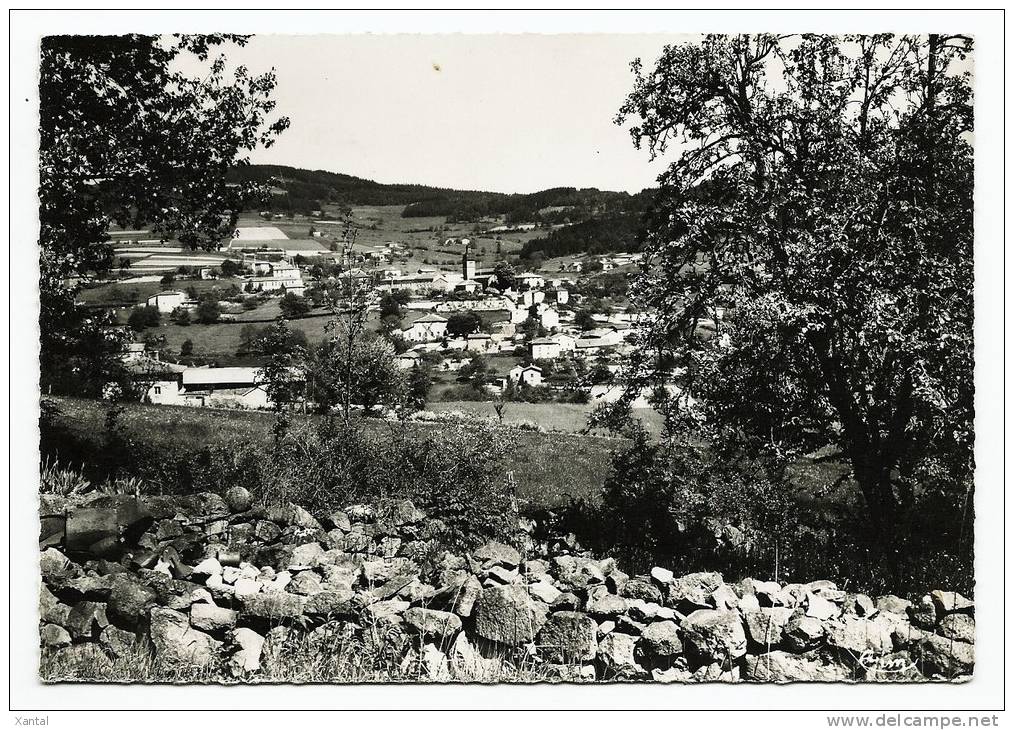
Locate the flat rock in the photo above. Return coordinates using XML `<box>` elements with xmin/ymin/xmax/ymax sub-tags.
<box><xmin>473</xmin><ymin>541</ymin><xmax>521</xmax><ymax>568</ymax></box>
<box><xmin>149</xmin><ymin>607</ymin><xmax>221</xmax><ymax>667</ymax></box>
<box><xmin>538</xmin><ymin>610</ymin><xmax>597</xmax><ymax>663</ymax></box>
<box><xmin>190</xmin><ymin>603</ymin><xmax>238</xmax><ymax>632</ymax></box>
<box><xmin>639</xmin><ymin>620</ymin><xmax>682</xmax><ymax>658</ymax></box>
<box><xmin>403</xmin><ymin>607</ymin><xmax>462</xmax><ymax>639</ymax></box>
<box><xmin>474</xmin><ymin>584</ymin><xmax>546</xmax><ymax>646</ymax></box>
<box><xmin>682</xmin><ymin>609</ymin><xmax>747</xmax><ymax>664</ymax></box>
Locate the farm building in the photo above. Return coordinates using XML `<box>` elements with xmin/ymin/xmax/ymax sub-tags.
<box><xmin>465</xmin><ymin>333</ymin><xmax>494</xmax><ymax>353</ymax></box>
<box><xmin>509</xmin><ymin>364</ymin><xmax>544</xmax><ymax>387</ymax></box>
<box><xmin>529</xmin><ymin>337</ymin><xmax>561</xmax><ymax>360</ymax></box>
<box><xmin>402</xmin><ymin>313</ymin><xmax>448</xmax><ymax>343</ymax></box>
<box><xmin>146</xmin><ymin>290</ymin><xmax>189</xmax><ymax>313</ymax></box>
<box><xmin>181</xmin><ymin>367</ymin><xmax>271</xmax><ymax>410</ymax></box>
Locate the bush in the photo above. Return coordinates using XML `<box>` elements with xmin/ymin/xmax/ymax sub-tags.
<box><xmin>127</xmin><ymin>306</ymin><xmax>161</xmax><ymax>331</ymax></box>
<box><xmin>170</xmin><ymin>307</ymin><xmax>191</xmax><ymax>326</ymax></box>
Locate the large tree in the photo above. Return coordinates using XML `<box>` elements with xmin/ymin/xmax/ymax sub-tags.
<box><xmin>617</xmin><ymin>34</ymin><xmax>973</xmax><ymax>539</ymax></box>
<box><xmin>39</xmin><ymin>34</ymin><xmax>288</xmax><ymax>395</ymax></box>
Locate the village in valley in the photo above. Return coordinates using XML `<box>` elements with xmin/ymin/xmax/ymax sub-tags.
<box><xmin>91</xmin><ymin>191</ymin><xmax>676</xmax><ymax>429</ymax></box>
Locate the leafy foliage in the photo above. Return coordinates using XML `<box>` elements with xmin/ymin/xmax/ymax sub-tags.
<box><xmin>617</xmin><ymin>34</ymin><xmax>974</xmax><ymax>549</ymax></box>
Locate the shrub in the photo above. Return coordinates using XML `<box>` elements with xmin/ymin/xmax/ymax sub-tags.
<box><xmin>127</xmin><ymin>306</ymin><xmax>161</xmax><ymax>331</ymax></box>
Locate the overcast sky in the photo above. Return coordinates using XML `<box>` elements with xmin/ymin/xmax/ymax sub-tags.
<box><xmin>223</xmin><ymin>34</ymin><xmax>696</xmax><ymax>194</ymax></box>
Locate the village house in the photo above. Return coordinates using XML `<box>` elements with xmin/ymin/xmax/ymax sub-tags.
<box><xmin>146</xmin><ymin>290</ymin><xmax>189</xmax><ymax>313</ymax></box>
<box><xmin>246</xmin><ymin>260</ymin><xmax>306</xmax><ymax>295</ymax></box>
<box><xmin>516</xmin><ymin>272</ymin><xmax>545</xmax><ymax>290</ymax></box>
<box><xmin>465</xmin><ymin>333</ymin><xmax>494</xmax><ymax>353</ymax></box>
<box><xmin>509</xmin><ymin>364</ymin><xmax>544</xmax><ymax>387</ymax></box>
<box><xmin>395</xmin><ymin>351</ymin><xmax>423</xmax><ymax>370</ymax></box>
<box><xmin>529</xmin><ymin>337</ymin><xmax>561</xmax><ymax>360</ymax></box>
<box><xmin>539</xmin><ymin>307</ymin><xmax>560</xmax><ymax>330</ymax></box>
<box><xmin>181</xmin><ymin>367</ymin><xmax>272</xmax><ymax>410</ymax></box>
<box><xmin>401</xmin><ymin>313</ymin><xmax>448</xmax><ymax>343</ymax></box>
<box><xmin>549</xmin><ymin>332</ymin><xmax>577</xmax><ymax>352</ymax></box>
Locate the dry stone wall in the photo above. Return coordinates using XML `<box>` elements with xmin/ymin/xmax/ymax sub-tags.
<box><xmin>38</xmin><ymin>490</ymin><xmax>974</xmax><ymax>682</ymax></box>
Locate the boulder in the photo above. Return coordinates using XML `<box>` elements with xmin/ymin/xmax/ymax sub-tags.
<box><xmin>224</xmin><ymin>487</ymin><xmax>253</xmax><ymax>513</ymax></box>
<box><xmin>472</xmin><ymin>541</ymin><xmax>522</xmax><ymax>568</ymax></box>
<box><xmin>804</xmin><ymin>593</ymin><xmax>840</xmax><ymax>621</ymax></box>
<box><xmin>403</xmin><ymin>607</ymin><xmax>463</xmax><ymax>639</ymax></box>
<box><xmin>40</xmin><ymin>585</ymin><xmax>71</xmax><ymax>626</ymax></box>
<box><xmin>64</xmin><ymin>600</ymin><xmax>109</xmax><ymax>640</ymax></box>
<box><xmin>876</xmin><ymin>595</ymin><xmax>912</xmax><ymax>615</ymax></box>
<box><xmin>650</xmin><ymin>566</ymin><xmax>674</xmax><ymax>586</ymax></box>
<box><xmin>107</xmin><ymin>576</ymin><xmax>157</xmax><ymax>628</ymax></box>
<box><xmin>239</xmin><ymin>592</ymin><xmax>307</xmax><ymax>621</ymax></box>
<box><xmin>619</xmin><ymin>578</ymin><xmax>663</xmax><ymax>604</ymax></box>
<box><xmin>304</xmin><ymin>589</ymin><xmax>359</xmax><ymax>618</ymax></box>
<box><xmin>668</xmin><ymin>572</ymin><xmax>724</xmax><ymax>612</ymax></box>
<box><xmin>40</xmin><ymin>623</ymin><xmax>72</xmax><ymax>649</ymax></box>
<box><xmin>226</xmin><ymin>627</ymin><xmax>265</xmax><ymax>677</ymax></box>
<box><xmin>597</xmin><ymin>632</ymin><xmax>644</xmax><ymax>677</ymax></box>
<box><xmin>287</xmin><ymin>571</ymin><xmax>323</xmax><ymax>596</ymax></box>
<box><xmin>537</xmin><ymin>610</ymin><xmax>597</xmax><ymax>663</ymax></box>
<box><xmin>474</xmin><ymin>584</ymin><xmax>546</xmax><ymax>646</ymax></box>
<box><xmin>528</xmin><ymin>580</ymin><xmax>562</xmax><ymax>605</ymax></box>
<box><xmin>826</xmin><ymin>616</ymin><xmax>894</xmax><ymax>654</ymax></box>
<box><xmin>289</xmin><ymin>542</ymin><xmax>326</xmax><ymax>569</ymax></box>
<box><xmin>909</xmin><ymin>595</ymin><xmax>938</xmax><ymax>629</ymax></box>
<box><xmin>585</xmin><ymin>593</ymin><xmax>628</xmax><ymax>618</ymax></box>
<box><xmin>915</xmin><ymin>633</ymin><xmax>975</xmax><ymax>677</ymax></box>
<box><xmin>938</xmin><ymin>614</ymin><xmax>974</xmax><ymax>644</ymax></box>
<box><xmin>681</xmin><ymin>609</ymin><xmax>747</xmax><ymax>664</ymax></box>
<box><xmin>190</xmin><ymin>603</ymin><xmax>238</xmax><ymax>633</ymax></box>
<box><xmin>743</xmin><ymin>651</ymin><xmax>845</xmax><ymax>682</ymax></box>
<box><xmin>99</xmin><ymin>625</ymin><xmax>137</xmax><ymax>657</ymax></box>
<box><xmin>783</xmin><ymin>611</ymin><xmax>825</xmax><ymax>652</ymax></box>
<box><xmin>449</xmin><ymin>633</ymin><xmax>504</xmax><ymax>682</ymax></box>
<box><xmin>743</xmin><ymin>607</ymin><xmax>794</xmax><ymax>647</ymax></box>
<box><xmin>639</xmin><ymin>620</ymin><xmax>682</xmax><ymax>658</ymax></box>
<box><xmin>930</xmin><ymin>590</ymin><xmax>974</xmax><ymax>615</ymax></box>
<box><xmin>149</xmin><ymin>607</ymin><xmax>221</xmax><ymax>667</ymax></box>
<box><xmin>40</xmin><ymin>547</ymin><xmax>71</xmax><ymax>578</ymax></box>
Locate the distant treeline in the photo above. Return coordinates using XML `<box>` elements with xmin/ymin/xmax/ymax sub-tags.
<box><xmin>226</xmin><ymin>165</ymin><xmax>654</xmax><ymax>228</ymax></box>
<box><xmin>519</xmin><ymin>213</ymin><xmax>647</xmax><ymax>260</ymax></box>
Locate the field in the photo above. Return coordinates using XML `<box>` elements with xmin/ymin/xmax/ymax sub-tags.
<box><xmin>429</xmin><ymin>400</ymin><xmax>665</xmax><ymax>436</ymax></box>
<box><xmin>45</xmin><ymin>397</ymin><xmax>628</xmax><ymax>508</ymax></box>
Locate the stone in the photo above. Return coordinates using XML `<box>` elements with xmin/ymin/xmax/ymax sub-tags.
<box><xmin>597</xmin><ymin>620</ymin><xmax>616</xmax><ymax>637</ymax></box>
<box><xmin>107</xmin><ymin>576</ymin><xmax>157</xmax><ymax>628</ymax></box>
<box><xmin>585</xmin><ymin>593</ymin><xmax>628</xmax><ymax>618</ymax></box>
<box><xmin>650</xmin><ymin>566</ymin><xmax>674</xmax><ymax>585</ymax></box>
<box><xmin>418</xmin><ymin>644</ymin><xmax>452</xmax><ymax>681</ymax></box>
<box><xmin>472</xmin><ymin>541</ymin><xmax>522</xmax><ymax>568</ymax></box>
<box><xmin>537</xmin><ymin>610</ymin><xmax>598</xmax><ymax>663</ymax></box>
<box><xmin>232</xmin><ymin>578</ymin><xmax>262</xmax><ymax>599</ymax></box>
<box><xmin>327</xmin><ymin>511</ymin><xmax>352</xmax><ymax>532</ymax></box>
<box><xmin>40</xmin><ymin>623</ymin><xmax>72</xmax><ymax>648</ymax></box>
<box><xmin>64</xmin><ymin>508</ymin><xmax>119</xmax><ymax>553</ymax></box>
<box><xmin>616</xmin><ymin>615</ymin><xmax>648</xmax><ymax>635</ymax></box>
<box><xmin>804</xmin><ymin>593</ymin><xmax>840</xmax><ymax>621</ymax></box>
<box><xmin>626</xmin><ymin>599</ymin><xmax>662</xmax><ymax>622</ymax></box>
<box><xmin>938</xmin><ymin>613</ymin><xmax>974</xmax><ymax>644</ymax></box>
<box><xmin>909</xmin><ymin>595</ymin><xmax>938</xmax><ymax>629</ymax></box>
<box><xmin>398</xmin><ymin>579</ymin><xmax>437</xmax><ymax>605</ymax></box>
<box><xmin>190</xmin><ymin>603</ymin><xmax>238</xmax><ymax>632</ymax></box>
<box><xmin>40</xmin><ymin>585</ymin><xmax>71</xmax><ymax>626</ymax></box>
<box><xmin>474</xmin><ymin>584</ymin><xmax>546</xmax><ymax>646</ymax></box>
<box><xmin>916</xmin><ymin>633</ymin><xmax>975</xmax><ymax>677</ymax></box>
<box><xmin>852</xmin><ymin>594</ymin><xmax>877</xmax><ymax>618</ymax></box>
<box><xmin>746</xmin><ymin>579</ymin><xmax>788</xmax><ymax>607</ymax></box>
<box><xmin>681</xmin><ymin>609</ymin><xmax>747</xmax><ymax>663</ymax></box>
<box><xmin>40</xmin><ymin>548</ymin><xmax>72</xmax><ymax>579</ymax></box>
<box><xmin>223</xmin><ymin>563</ymin><xmax>259</xmax><ymax>584</ymax></box>
<box><xmin>528</xmin><ymin>580</ymin><xmax>562</xmax><ymax>605</ymax></box>
<box><xmin>876</xmin><ymin>595</ymin><xmax>912</xmax><ymax>615</ymax></box>
<box><xmin>709</xmin><ymin>584</ymin><xmax>740</xmax><ymax>610</ymax></box>
<box><xmin>149</xmin><ymin>607</ymin><xmax>221</xmax><ymax>667</ymax></box>
<box><xmin>304</xmin><ymin>589</ymin><xmax>359</xmax><ymax>618</ymax></box>
<box><xmin>262</xmin><ymin>571</ymin><xmax>291</xmax><ymax>593</ymax></box>
<box><xmin>58</xmin><ymin>574</ymin><xmax>116</xmax><ymax>602</ymax></box>
<box><xmin>363</xmin><ymin>599</ymin><xmax>410</xmax><ymax>623</ymax></box>
<box><xmin>99</xmin><ymin>625</ymin><xmax>137</xmax><ymax>657</ymax></box>
<box><xmin>226</xmin><ymin>627</ymin><xmax>265</xmax><ymax>677</ymax></box>
<box><xmin>485</xmin><ymin>565</ymin><xmax>519</xmax><ymax>585</ymax></box>
<box><xmin>403</xmin><ymin>607</ymin><xmax>463</xmax><ymax>639</ymax></box>
<box><xmin>743</xmin><ymin>651</ymin><xmax>847</xmax><ymax>682</ymax></box>
<box><xmin>287</xmin><ymin>571</ymin><xmax>323</xmax><ymax>596</ymax></box>
<box><xmin>446</xmin><ymin>575</ymin><xmax>483</xmax><ymax>618</ymax></box>
<box><xmin>240</xmin><ymin>592</ymin><xmax>307</xmax><ymax>621</ymax></box>
<box><xmin>48</xmin><ymin>643</ymin><xmax>113</xmax><ymax>675</ymax></box>
<box><xmin>65</xmin><ymin>600</ymin><xmax>109</xmax><ymax>640</ymax></box>
<box><xmin>639</xmin><ymin>620</ymin><xmax>682</xmax><ymax>658</ymax></box>
<box><xmin>378</xmin><ymin>536</ymin><xmax>402</xmax><ymax>558</ymax></box>
<box><xmin>289</xmin><ymin>542</ymin><xmax>325</xmax><ymax>569</ymax></box>
<box><xmin>224</xmin><ymin>487</ymin><xmax>253</xmax><ymax>513</ymax></box>
<box><xmin>692</xmin><ymin>661</ymin><xmax>740</xmax><ymax>682</ymax></box>
<box><xmin>346</xmin><ymin>503</ymin><xmax>376</xmax><ymax>523</ymax></box>
<box><xmin>668</xmin><ymin>572</ymin><xmax>724</xmax><ymax>612</ymax></box>
<box><xmin>552</xmin><ymin>592</ymin><xmax>582</xmax><ymax>611</ymax></box>
<box><xmin>192</xmin><ymin>557</ymin><xmax>223</xmax><ymax>579</ymax></box>
<box><xmin>253</xmin><ymin>520</ymin><xmax>282</xmax><ymax>543</ymax></box>
<box><xmin>743</xmin><ymin>607</ymin><xmax>794</xmax><ymax>647</ymax></box>
<box><xmin>930</xmin><ymin>590</ymin><xmax>974</xmax><ymax>615</ymax></box>
<box><xmin>826</xmin><ymin>616</ymin><xmax>894</xmax><ymax>654</ymax></box>
<box><xmin>368</xmin><ymin>570</ymin><xmax>420</xmax><ymax>602</ymax></box>
<box><xmin>619</xmin><ymin>578</ymin><xmax>663</xmax><ymax>604</ymax></box>
<box><xmin>784</xmin><ymin>612</ymin><xmax>826</xmax><ymax>652</ymax></box>
<box><xmin>597</xmin><ymin>632</ymin><xmax>643</xmax><ymax>677</ymax></box>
